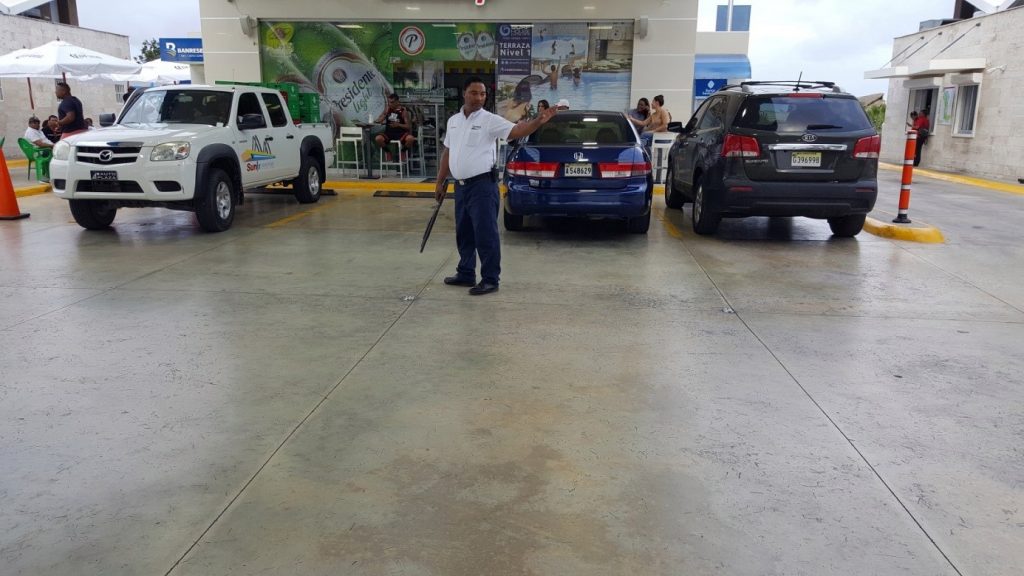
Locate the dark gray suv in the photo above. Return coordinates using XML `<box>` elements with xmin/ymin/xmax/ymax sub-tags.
<box><xmin>664</xmin><ymin>81</ymin><xmax>879</xmax><ymax>237</ymax></box>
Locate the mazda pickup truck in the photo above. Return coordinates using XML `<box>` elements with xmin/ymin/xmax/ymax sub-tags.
<box><xmin>49</xmin><ymin>84</ymin><xmax>333</xmax><ymax>232</ymax></box>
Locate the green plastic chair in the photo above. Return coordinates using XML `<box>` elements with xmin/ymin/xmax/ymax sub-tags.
<box><xmin>18</xmin><ymin>137</ymin><xmax>52</xmax><ymax>181</ymax></box>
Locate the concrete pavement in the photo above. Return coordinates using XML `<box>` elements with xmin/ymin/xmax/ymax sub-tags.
<box><xmin>1</xmin><ymin>169</ymin><xmax>1021</xmax><ymax>575</ymax></box>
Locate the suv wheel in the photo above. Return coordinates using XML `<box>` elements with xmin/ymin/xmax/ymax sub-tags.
<box><xmin>69</xmin><ymin>200</ymin><xmax>117</xmax><ymax>230</ymax></box>
<box><xmin>195</xmin><ymin>168</ymin><xmax>236</xmax><ymax>233</ymax></box>
<box><xmin>294</xmin><ymin>155</ymin><xmax>322</xmax><ymax>204</ymax></box>
<box><xmin>503</xmin><ymin>207</ymin><xmax>524</xmax><ymax>231</ymax></box>
<box><xmin>828</xmin><ymin>214</ymin><xmax>865</xmax><ymax>237</ymax></box>
<box><xmin>691</xmin><ymin>177</ymin><xmax>720</xmax><ymax>235</ymax></box>
<box><xmin>664</xmin><ymin>165</ymin><xmax>683</xmax><ymax>209</ymax></box>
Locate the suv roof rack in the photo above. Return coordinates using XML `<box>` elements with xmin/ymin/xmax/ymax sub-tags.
<box><xmin>723</xmin><ymin>81</ymin><xmax>844</xmax><ymax>94</ymax></box>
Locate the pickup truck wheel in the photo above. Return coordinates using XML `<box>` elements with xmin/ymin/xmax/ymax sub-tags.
<box><xmin>195</xmin><ymin>168</ymin><xmax>235</xmax><ymax>233</ymax></box>
<box><xmin>69</xmin><ymin>200</ymin><xmax>117</xmax><ymax>230</ymax></box>
<box><xmin>294</xmin><ymin>155</ymin><xmax>322</xmax><ymax>204</ymax></box>
<box><xmin>691</xmin><ymin>177</ymin><xmax>720</xmax><ymax>235</ymax></box>
<box><xmin>664</xmin><ymin>165</ymin><xmax>683</xmax><ymax>209</ymax></box>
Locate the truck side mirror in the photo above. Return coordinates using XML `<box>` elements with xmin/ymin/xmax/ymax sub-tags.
<box><xmin>238</xmin><ymin>114</ymin><xmax>266</xmax><ymax>130</ymax></box>
<box><xmin>98</xmin><ymin>113</ymin><xmax>116</xmax><ymax>127</ymax></box>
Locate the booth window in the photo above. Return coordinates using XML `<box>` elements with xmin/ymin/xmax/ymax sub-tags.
<box><xmin>954</xmin><ymin>84</ymin><xmax>979</xmax><ymax>137</ymax></box>
<box><xmin>114</xmin><ymin>83</ymin><xmax>126</xmax><ymax>101</ymax></box>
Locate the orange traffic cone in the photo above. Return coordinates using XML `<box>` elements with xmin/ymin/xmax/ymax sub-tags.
<box><xmin>0</xmin><ymin>148</ymin><xmax>30</xmax><ymax>220</ymax></box>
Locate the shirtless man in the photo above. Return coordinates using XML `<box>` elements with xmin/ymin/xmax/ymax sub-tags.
<box><xmin>548</xmin><ymin>64</ymin><xmax>558</xmax><ymax>90</ymax></box>
<box><xmin>630</xmin><ymin>94</ymin><xmax>671</xmax><ymax>148</ymax></box>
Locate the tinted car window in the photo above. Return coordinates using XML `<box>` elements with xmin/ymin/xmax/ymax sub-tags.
<box><xmin>697</xmin><ymin>97</ymin><xmax>727</xmax><ymax>130</ymax></box>
<box><xmin>261</xmin><ymin>93</ymin><xmax>288</xmax><ymax>127</ymax></box>
<box><xmin>732</xmin><ymin>96</ymin><xmax>872</xmax><ymax>132</ymax></box>
<box><xmin>530</xmin><ymin>114</ymin><xmax>635</xmax><ymax>144</ymax></box>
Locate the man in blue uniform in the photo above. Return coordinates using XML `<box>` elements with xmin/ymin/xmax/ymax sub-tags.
<box><xmin>434</xmin><ymin>77</ymin><xmax>557</xmax><ymax>295</ymax></box>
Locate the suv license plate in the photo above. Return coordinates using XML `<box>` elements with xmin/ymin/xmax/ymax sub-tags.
<box><xmin>791</xmin><ymin>152</ymin><xmax>821</xmax><ymax>168</ymax></box>
<box><xmin>564</xmin><ymin>163</ymin><xmax>593</xmax><ymax>177</ymax></box>
<box><xmin>91</xmin><ymin>170</ymin><xmax>118</xmax><ymax>181</ymax></box>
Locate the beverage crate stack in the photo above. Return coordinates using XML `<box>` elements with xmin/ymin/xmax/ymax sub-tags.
<box><xmin>298</xmin><ymin>93</ymin><xmax>321</xmax><ymax>124</ymax></box>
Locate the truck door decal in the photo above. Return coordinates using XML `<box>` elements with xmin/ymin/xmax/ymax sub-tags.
<box><xmin>242</xmin><ymin>135</ymin><xmax>276</xmax><ymax>172</ymax></box>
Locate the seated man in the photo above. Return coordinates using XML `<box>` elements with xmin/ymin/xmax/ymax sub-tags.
<box><xmin>24</xmin><ymin>117</ymin><xmax>53</xmax><ymax>149</ymax></box>
<box><xmin>374</xmin><ymin>93</ymin><xmax>416</xmax><ymax>158</ymax></box>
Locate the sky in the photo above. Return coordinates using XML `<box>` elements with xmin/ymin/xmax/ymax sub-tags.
<box><xmin>77</xmin><ymin>0</ymin><xmax>954</xmax><ymax>97</ymax></box>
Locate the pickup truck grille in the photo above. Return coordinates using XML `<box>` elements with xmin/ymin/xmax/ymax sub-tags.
<box><xmin>76</xmin><ymin>146</ymin><xmax>143</xmax><ymax>165</ymax></box>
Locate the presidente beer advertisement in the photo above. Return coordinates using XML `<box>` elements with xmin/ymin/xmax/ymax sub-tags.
<box><xmin>259</xmin><ymin>20</ymin><xmax>636</xmax><ymax>128</ymax></box>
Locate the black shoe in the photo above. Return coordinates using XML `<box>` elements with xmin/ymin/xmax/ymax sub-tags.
<box><xmin>468</xmin><ymin>282</ymin><xmax>499</xmax><ymax>296</ymax></box>
<box><xmin>444</xmin><ymin>275</ymin><xmax>476</xmax><ymax>287</ymax></box>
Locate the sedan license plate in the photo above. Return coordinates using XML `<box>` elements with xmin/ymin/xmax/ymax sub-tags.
<box><xmin>91</xmin><ymin>170</ymin><xmax>118</xmax><ymax>181</ymax></box>
<box><xmin>790</xmin><ymin>152</ymin><xmax>822</xmax><ymax>168</ymax></box>
<box><xmin>564</xmin><ymin>163</ymin><xmax>593</xmax><ymax>177</ymax></box>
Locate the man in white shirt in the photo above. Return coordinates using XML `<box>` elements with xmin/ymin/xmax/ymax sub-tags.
<box><xmin>23</xmin><ymin>117</ymin><xmax>53</xmax><ymax>149</ymax></box>
<box><xmin>435</xmin><ymin>77</ymin><xmax>557</xmax><ymax>295</ymax></box>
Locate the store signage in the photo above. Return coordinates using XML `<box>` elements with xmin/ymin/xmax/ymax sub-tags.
<box><xmin>694</xmin><ymin>78</ymin><xmax>726</xmax><ymax>99</ymax></box>
<box><xmin>159</xmin><ymin>38</ymin><xmax>203</xmax><ymax>63</ymax></box>
<box><xmin>497</xmin><ymin>24</ymin><xmax>531</xmax><ymax>76</ymax></box>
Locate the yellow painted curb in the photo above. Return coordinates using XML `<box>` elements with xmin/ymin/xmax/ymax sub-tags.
<box><xmin>864</xmin><ymin>216</ymin><xmax>945</xmax><ymax>243</ymax></box>
<box><xmin>14</xmin><ymin>183</ymin><xmax>51</xmax><ymax>198</ymax></box>
<box><xmin>879</xmin><ymin>162</ymin><xmax>1024</xmax><ymax>196</ymax></box>
<box><xmin>7</xmin><ymin>158</ymin><xmax>29</xmax><ymax>168</ymax></box>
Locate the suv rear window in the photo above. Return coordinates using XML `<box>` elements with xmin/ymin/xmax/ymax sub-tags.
<box><xmin>732</xmin><ymin>96</ymin><xmax>872</xmax><ymax>132</ymax></box>
<box><xmin>530</xmin><ymin>114</ymin><xmax>635</xmax><ymax>145</ymax></box>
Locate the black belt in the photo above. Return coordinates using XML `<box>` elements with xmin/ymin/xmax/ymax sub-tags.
<box><xmin>455</xmin><ymin>171</ymin><xmax>495</xmax><ymax>186</ymax></box>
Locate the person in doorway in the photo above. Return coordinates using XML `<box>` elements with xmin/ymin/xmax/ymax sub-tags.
<box><xmin>55</xmin><ymin>82</ymin><xmax>88</xmax><ymax>139</ymax></box>
<box><xmin>24</xmin><ymin>117</ymin><xmax>53</xmax><ymax>149</ymax></box>
<box><xmin>548</xmin><ymin>64</ymin><xmax>558</xmax><ymax>90</ymax></box>
<box><xmin>435</xmin><ymin>77</ymin><xmax>558</xmax><ymax>295</ymax></box>
<box><xmin>42</xmin><ymin>115</ymin><xmax>60</xmax><ymax>143</ymax></box>
<box><xmin>912</xmin><ymin>109</ymin><xmax>930</xmax><ymax>166</ymax></box>
<box><xmin>629</xmin><ymin>98</ymin><xmax>650</xmax><ymax>123</ymax></box>
<box><xmin>630</xmin><ymin>94</ymin><xmax>670</xmax><ymax>148</ymax></box>
<box><xmin>374</xmin><ymin>93</ymin><xmax>416</xmax><ymax>158</ymax></box>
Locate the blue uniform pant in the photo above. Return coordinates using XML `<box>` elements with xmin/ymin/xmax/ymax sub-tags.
<box><xmin>454</xmin><ymin>178</ymin><xmax>501</xmax><ymax>285</ymax></box>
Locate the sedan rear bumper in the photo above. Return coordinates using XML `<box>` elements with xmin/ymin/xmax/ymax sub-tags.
<box><xmin>718</xmin><ymin>178</ymin><xmax>877</xmax><ymax>218</ymax></box>
<box><xmin>505</xmin><ymin>183</ymin><xmax>650</xmax><ymax>218</ymax></box>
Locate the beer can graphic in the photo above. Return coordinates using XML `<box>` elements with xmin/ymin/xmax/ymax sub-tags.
<box><xmin>313</xmin><ymin>50</ymin><xmax>393</xmax><ymax>127</ymax></box>
<box><xmin>475</xmin><ymin>31</ymin><xmax>495</xmax><ymax>60</ymax></box>
<box><xmin>457</xmin><ymin>32</ymin><xmax>477</xmax><ymax>61</ymax></box>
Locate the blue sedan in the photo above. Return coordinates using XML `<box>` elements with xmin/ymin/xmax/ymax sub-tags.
<box><xmin>503</xmin><ymin>111</ymin><xmax>653</xmax><ymax>233</ymax></box>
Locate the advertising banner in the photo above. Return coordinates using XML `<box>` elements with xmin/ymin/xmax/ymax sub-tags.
<box><xmin>395</xmin><ymin>23</ymin><xmax>496</xmax><ymax>61</ymax></box>
<box><xmin>159</xmin><ymin>38</ymin><xmax>203</xmax><ymax>63</ymax></box>
<box><xmin>260</xmin><ymin>21</ymin><xmax>394</xmax><ymax>127</ymax></box>
<box><xmin>496</xmin><ymin>21</ymin><xmax>634</xmax><ymax>122</ymax></box>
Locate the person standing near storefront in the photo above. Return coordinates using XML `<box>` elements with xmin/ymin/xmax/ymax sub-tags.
<box><xmin>912</xmin><ymin>109</ymin><xmax>930</xmax><ymax>166</ymax></box>
<box><xmin>434</xmin><ymin>77</ymin><xmax>557</xmax><ymax>295</ymax></box>
<box><xmin>55</xmin><ymin>82</ymin><xmax>88</xmax><ymax>139</ymax></box>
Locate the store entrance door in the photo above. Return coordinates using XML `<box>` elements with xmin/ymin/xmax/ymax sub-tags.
<box><xmin>444</xmin><ymin>61</ymin><xmax>496</xmax><ymax>118</ymax></box>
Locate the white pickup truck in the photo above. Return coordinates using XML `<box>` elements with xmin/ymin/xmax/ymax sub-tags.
<box><xmin>50</xmin><ymin>84</ymin><xmax>334</xmax><ymax>232</ymax></box>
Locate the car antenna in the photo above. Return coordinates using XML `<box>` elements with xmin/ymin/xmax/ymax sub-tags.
<box><xmin>794</xmin><ymin>71</ymin><xmax>803</xmax><ymax>92</ymax></box>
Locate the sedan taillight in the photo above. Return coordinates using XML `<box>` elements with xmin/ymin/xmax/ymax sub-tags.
<box><xmin>853</xmin><ymin>135</ymin><xmax>881</xmax><ymax>159</ymax></box>
<box><xmin>506</xmin><ymin>161</ymin><xmax>559</xmax><ymax>178</ymax></box>
<box><xmin>597</xmin><ymin>162</ymin><xmax>651</xmax><ymax>178</ymax></box>
<box><xmin>722</xmin><ymin>134</ymin><xmax>761</xmax><ymax>158</ymax></box>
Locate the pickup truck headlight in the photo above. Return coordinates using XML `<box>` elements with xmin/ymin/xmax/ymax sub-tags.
<box><xmin>53</xmin><ymin>141</ymin><xmax>71</xmax><ymax>161</ymax></box>
<box><xmin>150</xmin><ymin>142</ymin><xmax>191</xmax><ymax>161</ymax></box>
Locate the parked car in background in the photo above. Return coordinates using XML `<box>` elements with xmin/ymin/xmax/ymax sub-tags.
<box><xmin>503</xmin><ymin>110</ymin><xmax>653</xmax><ymax>234</ymax></box>
<box><xmin>664</xmin><ymin>81</ymin><xmax>879</xmax><ymax>237</ymax></box>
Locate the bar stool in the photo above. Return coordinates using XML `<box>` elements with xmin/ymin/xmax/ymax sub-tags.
<box><xmin>379</xmin><ymin>139</ymin><xmax>410</xmax><ymax>178</ymax></box>
<box><xmin>335</xmin><ymin>126</ymin><xmax>363</xmax><ymax>176</ymax></box>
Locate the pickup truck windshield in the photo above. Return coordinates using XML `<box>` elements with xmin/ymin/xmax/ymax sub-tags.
<box><xmin>120</xmin><ymin>90</ymin><xmax>235</xmax><ymax>126</ymax></box>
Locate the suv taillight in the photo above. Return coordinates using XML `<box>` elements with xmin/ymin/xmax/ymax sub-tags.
<box><xmin>722</xmin><ymin>134</ymin><xmax>761</xmax><ymax>158</ymax></box>
<box><xmin>853</xmin><ymin>135</ymin><xmax>881</xmax><ymax>159</ymax></box>
<box><xmin>597</xmin><ymin>162</ymin><xmax>651</xmax><ymax>178</ymax></box>
<box><xmin>506</xmin><ymin>161</ymin><xmax>559</xmax><ymax>178</ymax></box>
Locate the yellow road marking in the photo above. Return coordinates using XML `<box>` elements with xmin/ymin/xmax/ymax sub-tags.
<box><xmin>879</xmin><ymin>162</ymin><xmax>1024</xmax><ymax>196</ymax></box>
<box><xmin>265</xmin><ymin>201</ymin><xmax>338</xmax><ymax>228</ymax></box>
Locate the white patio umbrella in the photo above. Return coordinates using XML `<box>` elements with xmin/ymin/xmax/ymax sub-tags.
<box><xmin>105</xmin><ymin>60</ymin><xmax>191</xmax><ymax>84</ymax></box>
<box><xmin>0</xmin><ymin>40</ymin><xmax>141</xmax><ymax>109</ymax></box>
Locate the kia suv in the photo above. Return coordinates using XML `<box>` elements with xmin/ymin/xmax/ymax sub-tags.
<box><xmin>664</xmin><ymin>81</ymin><xmax>879</xmax><ymax>236</ymax></box>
